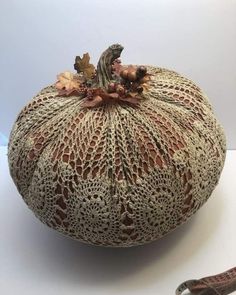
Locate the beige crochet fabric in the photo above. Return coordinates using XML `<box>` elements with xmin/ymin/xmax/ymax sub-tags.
<box><xmin>8</xmin><ymin>66</ymin><xmax>226</xmax><ymax>247</ymax></box>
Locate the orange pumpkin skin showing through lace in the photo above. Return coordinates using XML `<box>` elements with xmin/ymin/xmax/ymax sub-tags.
<box><xmin>8</xmin><ymin>44</ymin><xmax>226</xmax><ymax>247</ymax></box>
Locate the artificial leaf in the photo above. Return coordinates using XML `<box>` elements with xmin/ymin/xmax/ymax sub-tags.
<box><xmin>57</xmin><ymin>88</ymin><xmax>82</xmax><ymax>97</ymax></box>
<box><xmin>98</xmin><ymin>90</ymin><xmax>119</xmax><ymax>102</ymax></box>
<box><xmin>55</xmin><ymin>71</ymin><xmax>81</xmax><ymax>91</ymax></box>
<box><xmin>74</xmin><ymin>53</ymin><xmax>95</xmax><ymax>79</ymax></box>
<box><xmin>120</xmin><ymin>92</ymin><xmax>141</xmax><ymax>105</ymax></box>
<box><xmin>107</xmin><ymin>92</ymin><xmax>119</xmax><ymax>100</ymax></box>
<box><xmin>55</xmin><ymin>72</ymin><xmax>86</xmax><ymax>96</ymax></box>
<box><xmin>81</xmin><ymin>95</ymin><xmax>103</xmax><ymax>108</ymax></box>
<box><xmin>120</xmin><ymin>97</ymin><xmax>140</xmax><ymax>105</ymax></box>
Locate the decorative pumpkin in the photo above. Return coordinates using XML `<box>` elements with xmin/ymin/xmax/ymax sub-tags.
<box><xmin>8</xmin><ymin>44</ymin><xmax>226</xmax><ymax>247</ymax></box>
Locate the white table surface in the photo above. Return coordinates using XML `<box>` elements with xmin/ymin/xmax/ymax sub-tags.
<box><xmin>1</xmin><ymin>146</ymin><xmax>236</xmax><ymax>295</ymax></box>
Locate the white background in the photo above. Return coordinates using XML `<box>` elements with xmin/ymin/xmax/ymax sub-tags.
<box><xmin>0</xmin><ymin>0</ymin><xmax>236</xmax><ymax>148</ymax></box>
<box><xmin>0</xmin><ymin>1</ymin><xmax>236</xmax><ymax>294</ymax></box>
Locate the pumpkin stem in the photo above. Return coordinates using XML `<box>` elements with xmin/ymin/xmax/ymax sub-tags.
<box><xmin>96</xmin><ymin>44</ymin><xmax>124</xmax><ymax>89</ymax></box>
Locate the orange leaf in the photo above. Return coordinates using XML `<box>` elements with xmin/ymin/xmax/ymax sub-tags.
<box><xmin>55</xmin><ymin>71</ymin><xmax>81</xmax><ymax>91</ymax></box>
<box><xmin>81</xmin><ymin>95</ymin><xmax>103</xmax><ymax>108</ymax></box>
<box><xmin>74</xmin><ymin>53</ymin><xmax>95</xmax><ymax>79</ymax></box>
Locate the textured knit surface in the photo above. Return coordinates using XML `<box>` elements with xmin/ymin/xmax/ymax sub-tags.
<box><xmin>8</xmin><ymin>66</ymin><xmax>226</xmax><ymax>247</ymax></box>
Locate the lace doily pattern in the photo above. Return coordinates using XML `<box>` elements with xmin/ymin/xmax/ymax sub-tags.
<box><xmin>8</xmin><ymin>66</ymin><xmax>226</xmax><ymax>247</ymax></box>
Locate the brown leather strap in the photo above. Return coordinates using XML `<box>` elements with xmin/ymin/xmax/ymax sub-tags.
<box><xmin>176</xmin><ymin>267</ymin><xmax>236</xmax><ymax>295</ymax></box>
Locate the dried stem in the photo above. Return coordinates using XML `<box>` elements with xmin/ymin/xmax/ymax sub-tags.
<box><xmin>96</xmin><ymin>44</ymin><xmax>124</xmax><ymax>89</ymax></box>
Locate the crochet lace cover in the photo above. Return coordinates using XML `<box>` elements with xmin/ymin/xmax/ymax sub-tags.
<box><xmin>8</xmin><ymin>66</ymin><xmax>226</xmax><ymax>247</ymax></box>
